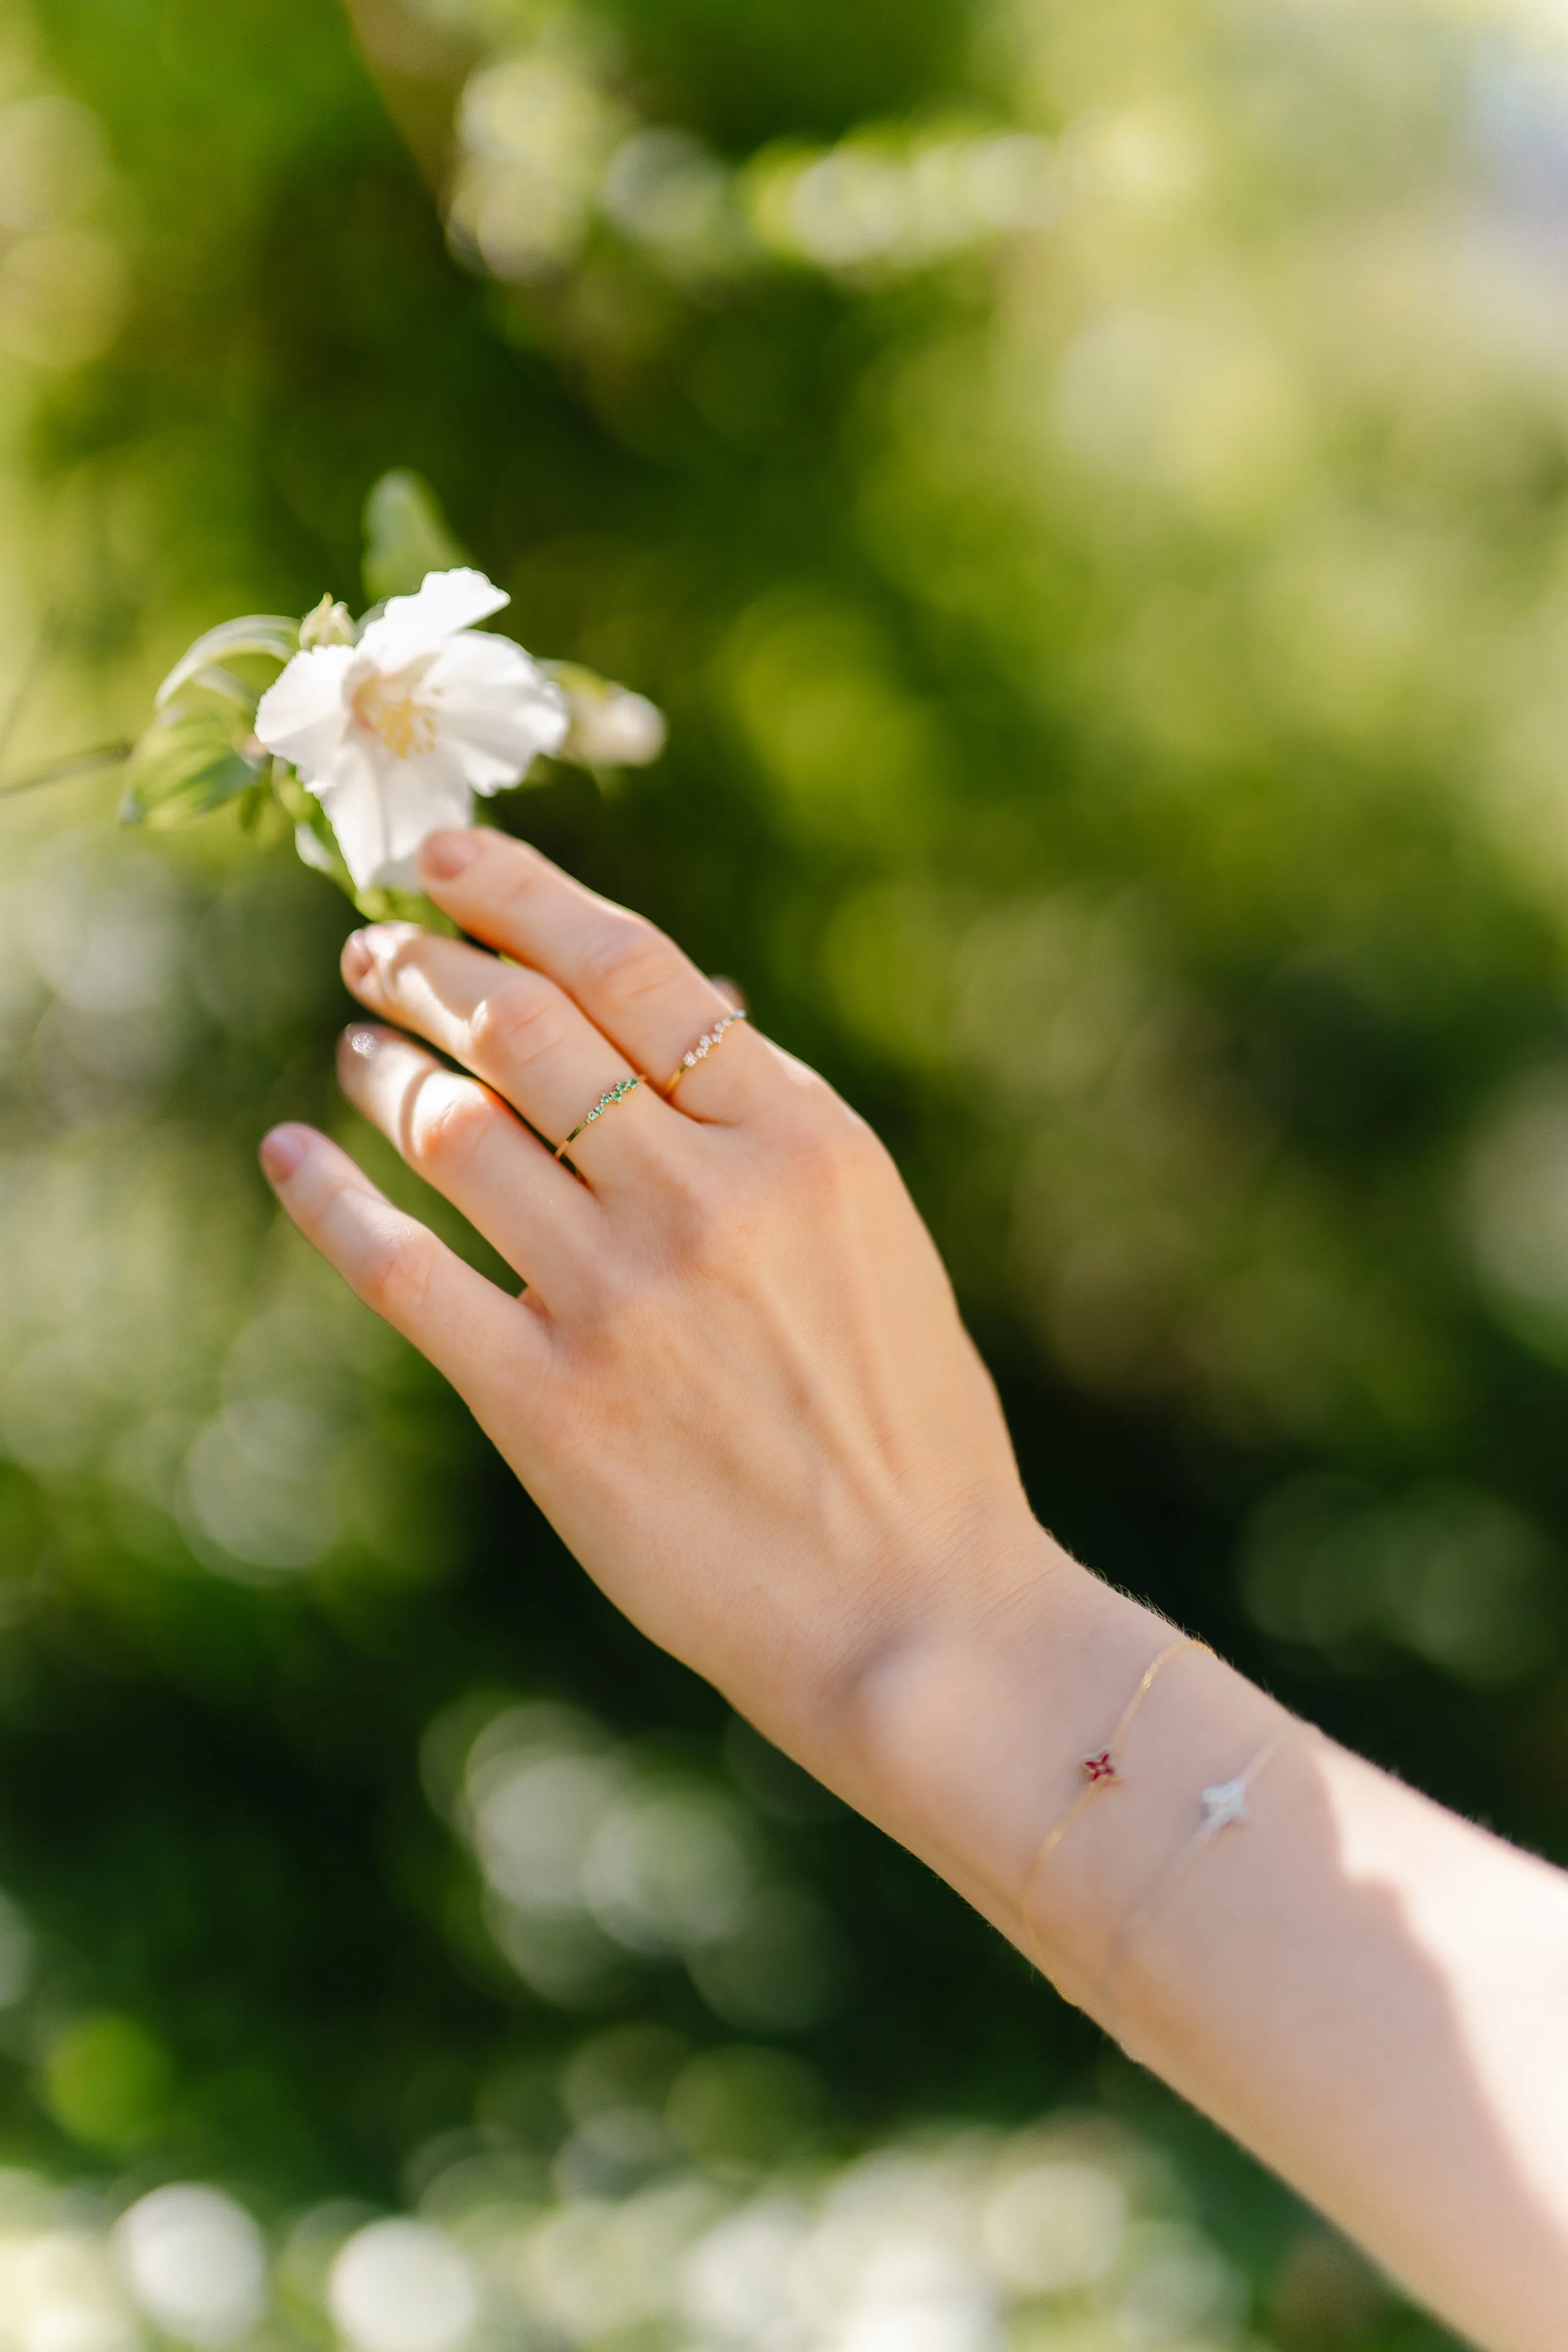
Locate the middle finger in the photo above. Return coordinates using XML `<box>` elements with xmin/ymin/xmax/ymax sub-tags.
<box><xmin>343</xmin><ymin>923</ymin><xmax>683</xmax><ymax>1186</ymax></box>
<box><xmin>336</xmin><ymin>1023</ymin><xmax>596</xmax><ymax>1295</ymax></box>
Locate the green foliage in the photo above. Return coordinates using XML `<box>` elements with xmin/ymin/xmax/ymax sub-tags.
<box><xmin>153</xmin><ymin>614</ymin><xmax>300</xmax><ymax>709</ymax></box>
<box><xmin>124</xmin><ymin>681</ymin><xmax>270</xmax><ymax>824</ymax></box>
<box><xmin>125</xmin><ymin>613</ymin><xmax>297</xmax><ymax>826</ymax></box>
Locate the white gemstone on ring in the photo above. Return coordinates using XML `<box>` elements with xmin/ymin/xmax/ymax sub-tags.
<box><xmin>665</xmin><ymin>1007</ymin><xmax>750</xmax><ymax>1095</ymax></box>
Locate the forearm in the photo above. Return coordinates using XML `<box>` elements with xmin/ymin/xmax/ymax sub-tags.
<box><xmin>828</xmin><ymin>1531</ymin><xmax>1568</xmax><ymax>2352</ymax></box>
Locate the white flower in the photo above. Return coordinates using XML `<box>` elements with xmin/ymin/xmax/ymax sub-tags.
<box><xmin>254</xmin><ymin>569</ymin><xmax>569</xmax><ymax>893</ymax></box>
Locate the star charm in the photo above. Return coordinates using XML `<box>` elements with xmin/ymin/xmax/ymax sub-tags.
<box><xmin>1200</xmin><ymin>1775</ymin><xmax>1250</xmax><ymax>1830</ymax></box>
<box><xmin>1082</xmin><ymin>1750</ymin><xmax>1121</xmax><ymax>1785</ymax></box>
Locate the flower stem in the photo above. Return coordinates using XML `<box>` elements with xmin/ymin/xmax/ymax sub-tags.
<box><xmin>0</xmin><ymin>742</ymin><xmax>133</xmax><ymax>798</ymax></box>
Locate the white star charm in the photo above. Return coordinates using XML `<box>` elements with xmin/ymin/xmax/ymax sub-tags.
<box><xmin>1200</xmin><ymin>1775</ymin><xmax>1251</xmax><ymax>1831</ymax></box>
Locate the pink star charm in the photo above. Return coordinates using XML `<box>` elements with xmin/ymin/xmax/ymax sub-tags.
<box><xmin>1082</xmin><ymin>1750</ymin><xmax>1121</xmax><ymax>1785</ymax></box>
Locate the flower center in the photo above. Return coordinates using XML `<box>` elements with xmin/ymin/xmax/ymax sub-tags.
<box><xmin>351</xmin><ymin>664</ymin><xmax>438</xmax><ymax>759</ymax></box>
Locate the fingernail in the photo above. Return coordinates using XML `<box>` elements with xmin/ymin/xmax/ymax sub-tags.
<box><xmin>343</xmin><ymin>1026</ymin><xmax>381</xmax><ymax>1060</ymax></box>
<box><xmin>260</xmin><ymin>1124</ymin><xmax>309</xmax><ymax>1183</ymax></box>
<box><xmin>342</xmin><ymin>930</ymin><xmax>372</xmax><ymax>980</ymax></box>
<box><xmin>421</xmin><ymin>830</ymin><xmax>482</xmax><ymax>880</ymax></box>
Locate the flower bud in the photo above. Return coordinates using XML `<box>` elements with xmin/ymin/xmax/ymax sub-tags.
<box><xmin>299</xmin><ymin>593</ymin><xmax>358</xmax><ymax>650</ymax></box>
<box><xmin>546</xmin><ymin>662</ymin><xmax>667</xmax><ymax>767</ymax></box>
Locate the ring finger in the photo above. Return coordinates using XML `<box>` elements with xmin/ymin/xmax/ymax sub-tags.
<box><xmin>342</xmin><ymin>922</ymin><xmax>682</xmax><ymax>1187</ymax></box>
<box><xmin>335</xmin><ymin>1023</ymin><xmax>597</xmax><ymax>1294</ymax></box>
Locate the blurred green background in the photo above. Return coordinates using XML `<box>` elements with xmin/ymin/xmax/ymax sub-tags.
<box><xmin>2</xmin><ymin>0</ymin><xmax>1568</xmax><ymax>2341</ymax></box>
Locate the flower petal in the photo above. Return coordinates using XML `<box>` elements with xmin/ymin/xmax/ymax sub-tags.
<box><xmin>307</xmin><ymin>739</ymin><xmax>392</xmax><ymax>893</ymax></box>
<box><xmin>311</xmin><ymin>739</ymin><xmax>476</xmax><ymax>893</ymax></box>
<box><xmin>425</xmin><ymin>632</ymin><xmax>569</xmax><ymax>793</ymax></box>
<box><xmin>373</xmin><ymin>760</ymin><xmax>479</xmax><ymax>887</ymax></box>
<box><xmin>255</xmin><ymin>646</ymin><xmax>356</xmax><ymax>780</ymax></box>
<box><xmin>357</xmin><ymin>567</ymin><xmax>510</xmax><ymax>666</ymax></box>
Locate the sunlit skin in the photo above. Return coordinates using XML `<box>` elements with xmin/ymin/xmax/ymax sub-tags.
<box><xmin>262</xmin><ymin>824</ymin><xmax>1568</xmax><ymax>2352</ymax></box>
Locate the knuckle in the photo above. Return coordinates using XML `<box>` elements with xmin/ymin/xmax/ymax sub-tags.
<box><xmin>409</xmin><ymin>1080</ymin><xmax>492</xmax><ymax>1173</ymax></box>
<box><xmin>470</xmin><ymin>975</ymin><xmax>569</xmax><ymax>1070</ymax></box>
<box><xmin>778</xmin><ymin>1104</ymin><xmax>876</xmax><ymax>1189</ymax></box>
<box><xmin>581</xmin><ymin>918</ymin><xmax>678</xmax><ymax>1004</ymax></box>
<box><xmin>492</xmin><ymin>847</ymin><xmax>550</xmax><ymax>927</ymax></box>
<box><xmin>359</xmin><ymin>1225</ymin><xmax>435</xmax><ymax>1323</ymax></box>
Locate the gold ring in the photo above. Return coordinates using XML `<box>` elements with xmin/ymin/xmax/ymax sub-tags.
<box><xmin>554</xmin><ymin>1075</ymin><xmax>640</xmax><ymax>1160</ymax></box>
<box><xmin>664</xmin><ymin>1007</ymin><xmax>748</xmax><ymax>1095</ymax></box>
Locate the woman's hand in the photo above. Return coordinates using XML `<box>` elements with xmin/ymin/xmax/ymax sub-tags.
<box><xmin>260</xmin><ymin>826</ymin><xmax>1048</xmax><ymax>1775</ymax></box>
<box><xmin>263</xmin><ymin>827</ymin><xmax>1568</xmax><ymax>2350</ymax></box>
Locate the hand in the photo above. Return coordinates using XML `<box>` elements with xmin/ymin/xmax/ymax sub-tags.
<box><xmin>259</xmin><ymin>827</ymin><xmax>1047</xmax><ymax>1767</ymax></box>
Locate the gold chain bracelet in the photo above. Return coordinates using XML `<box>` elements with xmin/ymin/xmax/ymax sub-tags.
<box><xmin>1020</xmin><ymin>1633</ymin><xmax>1209</xmax><ymax>1969</ymax></box>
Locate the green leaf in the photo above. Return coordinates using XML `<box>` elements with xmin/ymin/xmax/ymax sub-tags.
<box><xmin>179</xmin><ymin>662</ymin><xmax>259</xmax><ymax>709</ymax></box>
<box><xmin>123</xmin><ymin>694</ymin><xmax>268</xmax><ymax>827</ymax></box>
<box><xmin>362</xmin><ymin>470</ymin><xmax>470</xmax><ymax>603</ymax></box>
<box><xmin>154</xmin><ymin>614</ymin><xmax>300</xmax><ymax>709</ymax></box>
<box><xmin>236</xmin><ymin>780</ymin><xmax>272</xmax><ymax>833</ymax></box>
<box><xmin>269</xmin><ymin>764</ymin><xmax>354</xmax><ymax>892</ymax></box>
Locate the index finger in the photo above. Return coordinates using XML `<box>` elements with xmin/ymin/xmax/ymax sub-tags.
<box><xmin>416</xmin><ymin>828</ymin><xmax>777</xmax><ymax>1122</ymax></box>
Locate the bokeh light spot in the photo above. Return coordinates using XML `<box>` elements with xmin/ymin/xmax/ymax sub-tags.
<box><xmin>327</xmin><ymin>2221</ymin><xmax>479</xmax><ymax>2352</ymax></box>
<box><xmin>115</xmin><ymin>2187</ymin><xmax>266</xmax><ymax>2349</ymax></box>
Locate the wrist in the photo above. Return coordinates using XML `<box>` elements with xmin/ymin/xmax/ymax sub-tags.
<box><xmin>820</xmin><ymin>1521</ymin><xmax>1150</xmax><ymax>1949</ymax></box>
<box><xmin>832</xmin><ymin>1549</ymin><xmax>1288</xmax><ymax>2026</ymax></box>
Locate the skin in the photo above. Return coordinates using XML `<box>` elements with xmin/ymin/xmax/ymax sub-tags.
<box><xmin>262</xmin><ymin>826</ymin><xmax>1568</xmax><ymax>2352</ymax></box>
